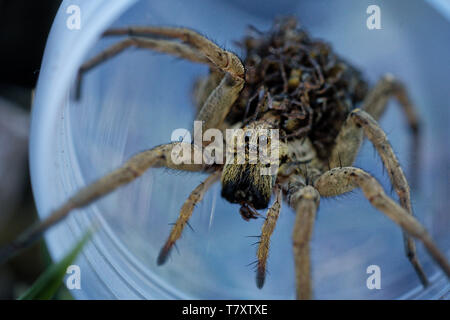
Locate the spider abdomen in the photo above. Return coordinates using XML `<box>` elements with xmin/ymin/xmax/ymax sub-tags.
<box><xmin>227</xmin><ymin>17</ymin><xmax>368</xmax><ymax>159</ymax></box>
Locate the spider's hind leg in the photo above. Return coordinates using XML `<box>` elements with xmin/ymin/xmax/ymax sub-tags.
<box><xmin>350</xmin><ymin>109</ymin><xmax>429</xmax><ymax>286</ymax></box>
<box><xmin>329</xmin><ymin>102</ymin><xmax>428</xmax><ymax>286</ymax></box>
<box><xmin>363</xmin><ymin>75</ymin><xmax>420</xmax><ymax>132</ymax></box>
<box><xmin>362</xmin><ymin>74</ymin><xmax>421</xmax><ymax>187</ymax></box>
<box><xmin>315</xmin><ymin>167</ymin><xmax>450</xmax><ymax>283</ymax></box>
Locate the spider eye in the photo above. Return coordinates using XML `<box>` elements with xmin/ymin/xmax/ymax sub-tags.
<box><xmin>244</xmin><ymin>131</ymin><xmax>252</xmax><ymax>143</ymax></box>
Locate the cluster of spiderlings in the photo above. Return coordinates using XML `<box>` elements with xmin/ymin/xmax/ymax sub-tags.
<box><xmin>227</xmin><ymin>17</ymin><xmax>368</xmax><ymax>159</ymax></box>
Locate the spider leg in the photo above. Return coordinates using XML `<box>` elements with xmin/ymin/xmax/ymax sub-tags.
<box><xmin>194</xmin><ymin>73</ymin><xmax>244</xmax><ymax>131</ymax></box>
<box><xmin>255</xmin><ymin>187</ymin><xmax>282</xmax><ymax>289</ymax></box>
<box><xmin>329</xmin><ymin>75</ymin><xmax>421</xmax><ymax>184</ymax></box>
<box><xmin>103</xmin><ymin>26</ymin><xmax>245</xmax><ymax>80</ymax></box>
<box><xmin>362</xmin><ymin>74</ymin><xmax>421</xmax><ymax>187</ymax></box>
<box><xmin>328</xmin><ymin>112</ymin><xmax>363</xmax><ymax>168</ymax></box>
<box><xmin>77</xmin><ymin>26</ymin><xmax>245</xmax><ymax>130</ymax></box>
<box><xmin>193</xmin><ymin>69</ymin><xmax>223</xmax><ymax>114</ymax></box>
<box><xmin>314</xmin><ymin>167</ymin><xmax>450</xmax><ymax>280</ymax></box>
<box><xmin>157</xmin><ymin>170</ymin><xmax>220</xmax><ymax>265</ymax></box>
<box><xmin>286</xmin><ymin>181</ymin><xmax>320</xmax><ymax>300</ymax></box>
<box><xmin>363</xmin><ymin>75</ymin><xmax>420</xmax><ymax>131</ymax></box>
<box><xmin>350</xmin><ymin>109</ymin><xmax>428</xmax><ymax>285</ymax></box>
<box><xmin>329</xmin><ymin>106</ymin><xmax>428</xmax><ymax>285</ymax></box>
<box><xmin>103</xmin><ymin>26</ymin><xmax>245</xmax><ymax>130</ymax></box>
<box><xmin>0</xmin><ymin>142</ymin><xmax>209</xmax><ymax>264</ymax></box>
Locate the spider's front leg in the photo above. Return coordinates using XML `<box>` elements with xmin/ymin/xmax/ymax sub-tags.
<box><xmin>157</xmin><ymin>170</ymin><xmax>220</xmax><ymax>265</ymax></box>
<box><xmin>104</xmin><ymin>26</ymin><xmax>246</xmax><ymax>130</ymax></box>
<box><xmin>314</xmin><ymin>167</ymin><xmax>450</xmax><ymax>280</ymax></box>
<box><xmin>76</xmin><ymin>26</ymin><xmax>245</xmax><ymax>131</ymax></box>
<box><xmin>254</xmin><ymin>187</ymin><xmax>282</xmax><ymax>289</ymax></box>
<box><xmin>285</xmin><ymin>175</ymin><xmax>320</xmax><ymax>300</ymax></box>
<box><xmin>75</xmin><ymin>37</ymin><xmax>212</xmax><ymax>99</ymax></box>
<box><xmin>103</xmin><ymin>26</ymin><xmax>245</xmax><ymax>80</ymax></box>
<box><xmin>0</xmin><ymin>142</ymin><xmax>209</xmax><ymax>264</ymax></box>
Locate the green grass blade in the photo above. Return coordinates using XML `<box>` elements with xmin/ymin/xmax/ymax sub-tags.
<box><xmin>18</xmin><ymin>230</ymin><xmax>92</xmax><ymax>300</ymax></box>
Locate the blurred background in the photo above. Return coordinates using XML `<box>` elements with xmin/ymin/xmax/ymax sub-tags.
<box><xmin>0</xmin><ymin>0</ymin><xmax>62</xmax><ymax>299</ymax></box>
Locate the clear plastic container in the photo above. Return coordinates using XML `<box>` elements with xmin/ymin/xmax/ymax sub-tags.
<box><xmin>30</xmin><ymin>0</ymin><xmax>450</xmax><ymax>299</ymax></box>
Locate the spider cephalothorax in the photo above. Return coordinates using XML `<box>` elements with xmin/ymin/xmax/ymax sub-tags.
<box><xmin>1</xmin><ymin>17</ymin><xmax>449</xmax><ymax>300</ymax></box>
<box><xmin>220</xmin><ymin>116</ymin><xmax>284</xmax><ymax>211</ymax></box>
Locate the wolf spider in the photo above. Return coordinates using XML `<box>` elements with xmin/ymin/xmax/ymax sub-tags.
<box><xmin>1</xmin><ymin>18</ymin><xmax>449</xmax><ymax>299</ymax></box>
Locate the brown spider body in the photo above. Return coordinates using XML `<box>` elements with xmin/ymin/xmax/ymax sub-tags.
<box><xmin>199</xmin><ymin>18</ymin><xmax>368</xmax><ymax>213</ymax></box>
<box><xmin>229</xmin><ymin>18</ymin><xmax>368</xmax><ymax>159</ymax></box>
<box><xmin>1</xmin><ymin>17</ymin><xmax>449</xmax><ymax>300</ymax></box>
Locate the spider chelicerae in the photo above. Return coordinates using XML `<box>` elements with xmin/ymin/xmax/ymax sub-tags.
<box><xmin>1</xmin><ymin>17</ymin><xmax>449</xmax><ymax>299</ymax></box>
